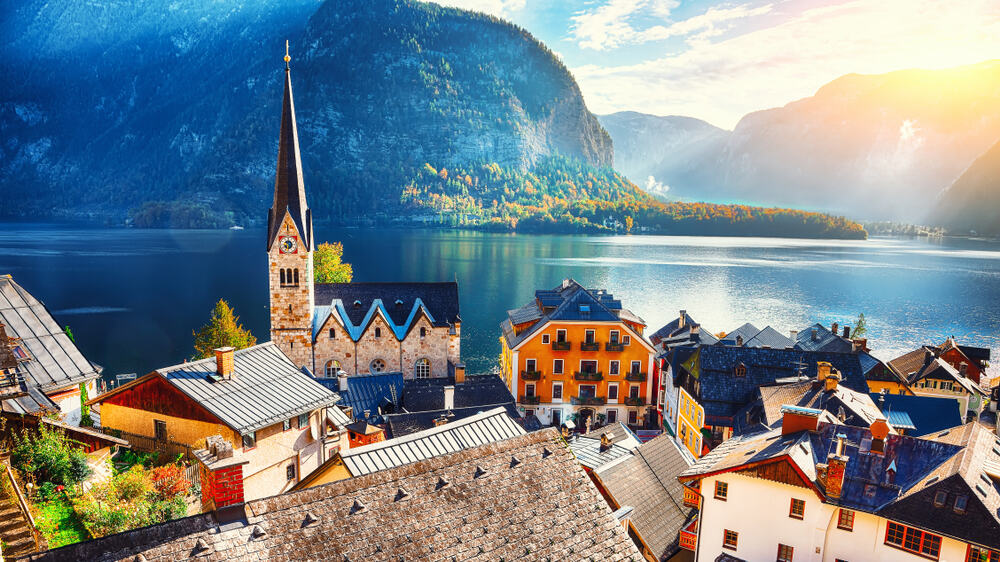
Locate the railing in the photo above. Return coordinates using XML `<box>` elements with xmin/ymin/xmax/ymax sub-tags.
<box><xmin>572</xmin><ymin>396</ymin><xmax>607</xmax><ymax>406</ymax></box>
<box><xmin>679</xmin><ymin>529</ymin><xmax>697</xmax><ymax>551</ymax></box>
<box><xmin>552</xmin><ymin>341</ymin><xmax>571</xmax><ymax>351</ymax></box>
<box><xmin>4</xmin><ymin>462</ymin><xmax>42</xmax><ymax>553</ymax></box>
<box><xmin>625</xmin><ymin>397</ymin><xmax>646</xmax><ymax>406</ymax></box>
<box><xmin>574</xmin><ymin>371</ymin><xmax>604</xmax><ymax>382</ymax></box>
<box><xmin>521</xmin><ymin>370</ymin><xmax>542</xmax><ymax>381</ymax></box>
<box><xmin>520</xmin><ymin>395</ymin><xmax>541</xmax><ymax>405</ymax></box>
<box><xmin>0</xmin><ymin>372</ymin><xmax>24</xmax><ymax>389</ymax></box>
<box><xmin>625</xmin><ymin>371</ymin><xmax>646</xmax><ymax>382</ymax></box>
<box><xmin>605</xmin><ymin>342</ymin><xmax>625</xmax><ymax>352</ymax></box>
<box><xmin>580</xmin><ymin>342</ymin><xmax>600</xmax><ymax>352</ymax></box>
<box><xmin>682</xmin><ymin>486</ymin><xmax>701</xmax><ymax>508</ymax></box>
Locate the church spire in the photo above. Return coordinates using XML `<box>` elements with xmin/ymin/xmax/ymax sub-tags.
<box><xmin>267</xmin><ymin>40</ymin><xmax>312</xmax><ymax>252</ymax></box>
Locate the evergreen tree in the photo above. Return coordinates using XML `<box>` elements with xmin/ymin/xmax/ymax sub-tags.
<box><xmin>192</xmin><ymin>300</ymin><xmax>256</xmax><ymax>359</ymax></box>
<box><xmin>852</xmin><ymin>313</ymin><xmax>867</xmax><ymax>338</ymax></box>
<box><xmin>313</xmin><ymin>242</ymin><xmax>354</xmax><ymax>283</ymax></box>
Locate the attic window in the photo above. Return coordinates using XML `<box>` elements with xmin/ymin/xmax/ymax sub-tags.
<box><xmin>579</xmin><ymin>305</ymin><xmax>590</xmax><ymax>314</ymax></box>
<box><xmin>353</xmin><ymin>300</ymin><xmax>362</xmax><ymax>307</ymax></box>
<box><xmin>870</xmin><ymin>438</ymin><xmax>885</xmax><ymax>454</ymax></box>
<box><xmin>953</xmin><ymin>494</ymin><xmax>968</xmax><ymax>514</ymax></box>
<box><xmin>933</xmin><ymin>490</ymin><xmax>948</xmax><ymax>508</ymax></box>
<box><xmin>395</xmin><ymin>299</ymin><xmax>404</xmax><ymax>306</ymax></box>
<box><xmin>733</xmin><ymin>363</ymin><xmax>747</xmax><ymax>377</ymax></box>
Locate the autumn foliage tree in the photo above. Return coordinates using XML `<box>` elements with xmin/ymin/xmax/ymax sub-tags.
<box><xmin>313</xmin><ymin>242</ymin><xmax>354</xmax><ymax>283</ymax></box>
<box><xmin>193</xmin><ymin>300</ymin><xmax>256</xmax><ymax>359</ymax></box>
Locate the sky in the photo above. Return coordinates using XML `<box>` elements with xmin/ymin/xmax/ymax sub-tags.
<box><xmin>435</xmin><ymin>0</ymin><xmax>1000</xmax><ymax>129</ymax></box>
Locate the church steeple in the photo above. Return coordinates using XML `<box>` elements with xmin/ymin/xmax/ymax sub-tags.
<box><xmin>267</xmin><ymin>41</ymin><xmax>312</xmax><ymax>252</ymax></box>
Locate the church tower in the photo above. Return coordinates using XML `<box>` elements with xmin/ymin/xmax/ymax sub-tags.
<box><xmin>267</xmin><ymin>42</ymin><xmax>314</xmax><ymax>369</ymax></box>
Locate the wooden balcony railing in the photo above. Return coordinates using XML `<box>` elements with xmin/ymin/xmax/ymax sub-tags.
<box><xmin>679</xmin><ymin>529</ymin><xmax>697</xmax><ymax>551</ymax></box>
<box><xmin>574</xmin><ymin>371</ymin><xmax>603</xmax><ymax>382</ymax></box>
<box><xmin>605</xmin><ymin>342</ymin><xmax>625</xmax><ymax>352</ymax></box>
<box><xmin>624</xmin><ymin>371</ymin><xmax>646</xmax><ymax>382</ymax></box>
<box><xmin>625</xmin><ymin>397</ymin><xmax>646</xmax><ymax>407</ymax></box>
<box><xmin>580</xmin><ymin>342</ymin><xmax>600</xmax><ymax>352</ymax></box>
<box><xmin>521</xmin><ymin>370</ymin><xmax>541</xmax><ymax>381</ymax></box>
<box><xmin>571</xmin><ymin>396</ymin><xmax>606</xmax><ymax>406</ymax></box>
<box><xmin>520</xmin><ymin>395</ymin><xmax>541</xmax><ymax>405</ymax></box>
<box><xmin>682</xmin><ymin>486</ymin><xmax>701</xmax><ymax>508</ymax></box>
<box><xmin>552</xmin><ymin>341</ymin><xmax>571</xmax><ymax>351</ymax></box>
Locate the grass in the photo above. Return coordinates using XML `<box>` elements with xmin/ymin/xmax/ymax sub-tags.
<box><xmin>34</xmin><ymin>495</ymin><xmax>88</xmax><ymax>548</ymax></box>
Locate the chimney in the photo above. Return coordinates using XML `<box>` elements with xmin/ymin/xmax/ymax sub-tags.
<box><xmin>811</xmin><ymin>328</ymin><xmax>818</xmax><ymax>341</ymax></box>
<box><xmin>869</xmin><ymin>418</ymin><xmax>889</xmax><ymax>454</ymax></box>
<box><xmin>215</xmin><ymin>347</ymin><xmax>235</xmax><ymax>379</ymax></box>
<box><xmin>338</xmin><ymin>371</ymin><xmax>348</xmax><ymax>392</ymax></box>
<box><xmin>789</xmin><ymin>330</ymin><xmax>798</xmax><ymax>342</ymax></box>
<box><xmin>780</xmin><ymin>405</ymin><xmax>822</xmax><ymax>435</ymax></box>
<box><xmin>690</xmin><ymin>325</ymin><xmax>700</xmax><ymax>335</ymax></box>
<box><xmin>831</xmin><ymin>322</ymin><xmax>838</xmax><ymax>336</ymax></box>
<box><xmin>824</xmin><ymin>370</ymin><xmax>841</xmax><ymax>392</ymax></box>
<box><xmin>825</xmin><ymin>433</ymin><xmax>849</xmax><ymax>500</ymax></box>
<box><xmin>600</xmin><ymin>432</ymin><xmax>612</xmax><ymax>452</ymax></box>
<box><xmin>842</xmin><ymin>326</ymin><xmax>851</xmax><ymax>338</ymax></box>
<box><xmin>678</xmin><ymin>310</ymin><xmax>687</xmax><ymax>329</ymax></box>
<box><xmin>816</xmin><ymin>361</ymin><xmax>832</xmax><ymax>382</ymax></box>
<box><xmin>195</xmin><ymin>435</ymin><xmax>248</xmax><ymax>511</ymax></box>
<box><xmin>443</xmin><ymin>385</ymin><xmax>455</xmax><ymax>410</ymax></box>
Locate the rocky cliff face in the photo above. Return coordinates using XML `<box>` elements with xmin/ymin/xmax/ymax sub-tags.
<box><xmin>0</xmin><ymin>0</ymin><xmax>612</xmax><ymax>222</ymax></box>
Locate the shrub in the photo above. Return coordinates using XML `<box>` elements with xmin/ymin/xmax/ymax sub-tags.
<box><xmin>150</xmin><ymin>465</ymin><xmax>190</xmax><ymax>501</ymax></box>
<box><xmin>10</xmin><ymin>424</ymin><xmax>92</xmax><ymax>487</ymax></box>
<box><xmin>74</xmin><ymin>463</ymin><xmax>191</xmax><ymax>538</ymax></box>
<box><xmin>113</xmin><ymin>466</ymin><xmax>151</xmax><ymax>501</ymax></box>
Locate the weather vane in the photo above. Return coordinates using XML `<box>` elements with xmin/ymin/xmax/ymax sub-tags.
<box><xmin>284</xmin><ymin>40</ymin><xmax>291</xmax><ymax>69</ymax></box>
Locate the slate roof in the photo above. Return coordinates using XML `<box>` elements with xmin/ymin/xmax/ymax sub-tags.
<box><xmin>957</xmin><ymin>345</ymin><xmax>991</xmax><ymax>363</ymax></box>
<box><xmin>795</xmin><ymin>323</ymin><xmax>853</xmax><ymax>353</ymax></box>
<box><xmin>657</xmin><ymin>326</ymin><xmax>719</xmax><ymax>350</ymax></box>
<box><xmin>743</xmin><ymin>326</ymin><xmax>795</xmax><ymax>349</ymax></box>
<box><xmin>94</xmin><ymin>343</ymin><xmax>340</xmax><ymax>436</ymax></box>
<box><xmin>385</xmin><ymin>403</ymin><xmax>522</xmax><ymax>438</ymax></box>
<box><xmin>593</xmin><ymin>434</ymin><xmax>696</xmax><ymax>560</ymax></box>
<box><xmin>26</xmin><ymin>429</ymin><xmax>641</xmax><ymax>562</ymax></box>
<box><xmin>568</xmin><ymin>433</ymin><xmax>639</xmax><ymax>471</ymax></box>
<box><xmin>870</xmin><ymin>393</ymin><xmax>964</xmax><ymax>437</ymax></box>
<box><xmin>719</xmin><ymin>323</ymin><xmax>758</xmax><ymax>346</ymax></box>
<box><xmin>313</xmin><ymin>372</ymin><xmax>404</xmax><ymax>423</ymax></box>
<box><xmin>266</xmin><ymin>65</ymin><xmax>312</xmax><ymax>252</ymax></box>
<box><xmin>400</xmin><ymin>374</ymin><xmax>515</xmax><ymax>412</ymax></box>
<box><xmin>0</xmin><ymin>275</ymin><xmax>101</xmax><ymax>392</ymax></box>
<box><xmin>501</xmin><ymin>279</ymin><xmax>648</xmax><ymax>350</ymax></box>
<box><xmin>312</xmin><ymin>282</ymin><xmax>460</xmax><ymax>342</ymax></box>
<box><xmin>749</xmin><ymin>379</ymin><xmax>886</xmax><ymax>432</ymax></box>
<box><xmin>340</xmin><ymin>407</ymin><xmax>526</xmax><ymax>477</ymax></box>
<box><xmin>650</xmin><ymin>312</ymin><xmax>702</xmax><ymax>343</ymax></box>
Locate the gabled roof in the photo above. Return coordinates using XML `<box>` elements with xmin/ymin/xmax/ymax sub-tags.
<box><xmin>720</xmin><ymin>323</ymin><xmax>758</xmax><ymax>345</ymax></box>
<box><xmin>583</xmin><ymin>421</ymin><xmax>642</xmax><ymax>448</ymax></box>
<box><xmin>870</xmin><ymin>393</ymin><xmax>964</xmax><ymax>437</ymax></box>
<box><xmin>313</xmin><ymin>371</ymin><xmax>404</xmax><ymax>423</ymax></box>
<box><xmin>313</xmin><ymin>282</ymin><xmax>459</xmax><ymax>342</ymax></box>
<box><xmin>650</xmin><ymin>312</ymin><xmax>712</xmax><ymax>345</ymax></box>
<box><xmin>340</xmin><ymin>407</ymin><xmax>526</xmax><ymax>477</ymax></box>
<box><xmin>568</xmin><ymin>432</ymin><xmax>639</xmax><ymax>470</ymax></box>
<box><xmin>752</xmin><ymin>379</ymin><xmax>886</xmax><ymax>431</ymax></box>
<box><xmin>385</xmin><ymin>403</ymin><xmax>522</xmax><ymax>438</ymax></box>
<box><xmin>795</xmin><ymin>323</ymin><xmax>853</xmax><ymax>353</ymax></box>
<box><xmin>0</xmin><ymin>275</ymin><xmax>101</xmax><ymax>393</ymax></box>
<box><xmin>957</xmin><ymin>345</ymin><xmax>990</xmax><ymax>363</ymax></box>
<box><xmin>743</xmin><ymin>326</ymin><xmax>795</xmax><ymax>349</ymax></box>
<box><xmin>901</xmin><ymin>355</ymin><xmax>985</xmax><ymax>396</ymax></box>
<box><xmin>93</xmin><ymin>343</ymin><xmax>339</xmax><ymax>435</ymax></box>
<box><xmin>266</xmin><ymin>65</ymin><xmax>311</xmax><ymax>252</ymax></box>
<box><xmin>400</xmin><ymin>374</ymin><xmax>515</xmax><ymax>412</ymax></box>
<box><xmin>593</xmin><ymin>434</ymin><xmax>696</xmax><ymax>560</ymax></box>
<box><xmin>35</xmin><ymin>429</ymin><xmax>640</xmax><ymax>561</ymax></box>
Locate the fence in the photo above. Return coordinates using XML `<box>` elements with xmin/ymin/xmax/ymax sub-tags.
<box><xmin>96</xmin><ymin>427</ymin><xmax>196</xmax><ymax>462</ymax></box>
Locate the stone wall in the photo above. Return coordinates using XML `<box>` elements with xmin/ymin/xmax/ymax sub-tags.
<box><xmin>400</xmin><ymin>315</ymin><xmax>451</xmax><ymax>379</ymax></box>
<box><xmin>268</xmin><ymin>211</ymin><xmax>313</xmax><ymax>370</ymax></box>
<box><xmin>311</xmin><ymin>314</ymin><xmax>358</xmax><ymax>377</ymax></box>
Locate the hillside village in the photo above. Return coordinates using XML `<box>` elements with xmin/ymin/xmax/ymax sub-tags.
<box><xmin>0</xmin><ymin>58</ymin><xmax>997</xmax><ymax>562</ymax></box>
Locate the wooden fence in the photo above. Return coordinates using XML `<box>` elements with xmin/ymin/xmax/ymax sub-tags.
<box><xmin>96</xmin><ymin>428</ymin><xmax>195</xmax><ymax>462</ymax></box>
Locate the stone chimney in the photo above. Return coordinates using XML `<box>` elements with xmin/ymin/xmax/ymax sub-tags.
<box><xmin>824</xmin><ymin>370</ymin><xmax>841</xmax><ymax>392</ymax></box>
<box><xmin>842</xmin><ymin>326</ymin><xmax>851</xmax><ymax>338</ymax></box>
<box><xmin>789</xmin><ymin>330</ymin><xmax>798</xmax><ymax>342</ymax></box>
<box><xmin>600</xmin><ymin>432</ymin><xmax>612</xmax><ymax>452</ymax></box>
<box><xmin>780</xmin><ymin>405</ymin><xmax>822</xmax><ymax>435</ymax></box>
<box><xmin>678</xmin><ymin>310</ymin><xmax>687</xmax><ymax>329</ymax></box>
<box><xmin>811</xmin><ymin>328</ymin><xmax>818</xmax><ymax>341</ymax></box>
<box><xmin>215</xmin><ymin>347</ymin><xmax>235</xmax><ymax>379</ymax></box>
<box><xmin>825</xmin><ymin>433</ymin><xmax>849</xmax><ymax>500</ymax></box>
<box><xmin>338</xmin><ymin>371</ymin><xmax>348</xmax><ymax>392</ymax></box>
<box><xmin>816</xmin><ymin>361</ymin><xmax>832</xmax><ymax>382</ymax></box>
<box><xmin>443</xmin><ymin>385</ymin><xmax>455</xmax><ymax>410</ymax></box>
<box><xmin>831</xmin><ymin>322</ymin><xmax>839</xmax><ymax>337</ymax></box>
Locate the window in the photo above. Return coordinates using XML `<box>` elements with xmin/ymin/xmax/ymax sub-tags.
<box><xmin>609</xmin><ymin>360</ymin><xmax>620</xmax><ymax>375</ymax></box>
<box><xmin>551</xmin><ymin>410</ymin><xmax>561</xmax><ymax>427</ymax></box>
<box><xmin>789</xmin><ymin>498</ymin><xmax>805</xmax><ymax>519</ymax></box>
<box><xmin>610</xmin><ymin>330</ymin><xmax>620</xmax><ymax>343</ymax></box>
<box><xmin>556</xmin><ymin>329</ymin><xmax>567</xmax><ymax>342</ymax></box>
<box><xmin>525</xmin><ymin>359</ymin><xmax>537</xmax><ymax>372</ymax></box>
<box><xmin>608</xmin><ymin>384</ymin><xmax>618</xmax><ymax>401</ymax></box>
<box><xmin>525</xmin><ymin>383</ymin><xmax>536</xmax><ymax>397</ymax></box>
<box><xmin>723</xmin><ymin>529</ymin><xmax>738</xmax><ymax>550</ymax></box>
<box><xmin>298</xmin><ymin>413</ymin><xmax>309</xmax><ymax>428</ymax></box>
<box><xmin>607</xmin><ymin>409</ymin><xmax>617</xmax><ymax>423</ymax></box>
<box><xmin>629</xmin><ymin>385</ymin><xmax>640</xmax><ymax>398</ymax></box>
<box><xmin>553</xmin><ymin>359</ymin><xmax>564</xmax><ymax>374</ymax></box>
<box><xmin>623</xmin><ymin>335</ymin><xmax>631</xmax><ymax>345</ymax></box>
<box><xmin>542</xmin><ymin>334</ymin><xmax>550</xmax><ymax>344</ymax></box>
<box><xmin>579</xmin><ymin>384</ymin><xmax>597</xmax><ymax>399</ymax></box>
<box><xmin>415</xmin><ymin>358</ymin><xmax>431</xmax><ymax>379</ymax></box>
<box><xmin>283</xmin><ymin>419</ymin><xmax>292</xmax><ymax>431</ymax></box>
<box><xmin>552</xmin><ymin>383</ymin><xmax>563</xmax><ymax>400</ymax></box>
<box><xmin>370</xmin><ymin>359</ymin><xmax>386</xmax><ymax>373</ymax></box>
<box><xmin>630</xmin><ymin>360</ymin><xmax>641</xmax><ymax>373</ymax></box>
<box><xmin>325</xmin><ymin>360</ymin><xmax>340</xmax><ymax>377</ymax></box>
<box><xmin>837</xmin><ymin>509</ymin><xmax>855</xmax><ymax>531</ymax></box>
<box><xmin>933</xmin><ymin>490</ymin><xmax>948</xmax><ymax>508</ymax></box>
<box><xmin>967</xmin><ymin>546</ymin><xmax>1000</xmax><ymax>562</ymax></box>
<box><xmin>293</xmin><ymin>269</ymin><xmax>299</xmax><ymax>285</ymax></box>
<box><xmin>286</xmin><ymin>463</ymin><xmax>296</xmax><ymax>481</ymax></box>
<box><xmin>714</xmin><ymin>481</ymin><xmax>728</xmax><ymax>500</ymax></box>
<box><xmin>329</xmin><ymin>328</ymin><xmax>336</xmax><ymax>339</ymax></box>
<box><xmin>280</xmin><ymin>269</ymin><xmax>285</xmax><ymax>285</ymax></box>
<box><xmin>885</xmin><ymin>521</ymin><xmax>942</xmax><ymax>559</ymax></box>
<box><xmin>154</xmin><ymin>420</ymin><xmax>167</xmax><ymax>441</ymax></box>
<box><xmin>374</xmin><ymin>327</ymin><xmax>381</xmax><ymax>338</ymax></box>
<box><xmin>581</xmin><ymin>360</ymin><xmax>598</xmax><ymax>373</ymax></box>
<box><xmin>777</xmin><ymin>544</ymin><xmax>794</xmax><ymax>562</ymax></box>
<box><xmin>420</xmin><ymin>327</ymin><xmax>427</xmax><ymax>338</ymax></box>
<box><xmin>953</xmin><ymin>494</ymin><xmax>968</xmax><ymax>514</ymax></box>
<box><xmin>960</xmin><ymin>363</ymin><xmax>968</xmax><ymax>375</ymax></box>
<box><xmin>243</xmin><ymin>432</ymin><xmax>256</xmax><ymax>449</ymax></box>
<box><xmin>734</xmin><ymin>363</ymin><xmax>747</xmax><ymax>377</ymax></box>
<box><xmin>628</xmin><ymin>410</ymin><xmax>638</xmax><ymax>425</ymax></box>
<box><xmin>585</xmin><ymin>330</ymin><xmax>596</xmax><ymax>343</ymax></box>
<box><xmin>524</xmin><ymin>408</ymin><xmax>535</xmax><ymax>417</ymax></box>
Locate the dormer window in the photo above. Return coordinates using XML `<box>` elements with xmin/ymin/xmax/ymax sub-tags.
<box><xmin>953</xmin><ymin>494</ymin><xmax>968</xmax><ymax>514</ymax></box>
<box><xmin>353</xmin><ymin>300</ymin><xmax>362</xmax><ymax>307</ymax></box>
<box><xmin>733</xmin><ymin>363</ymin><xmax>747</xmax><ymax>377</ymax></box>
<box><xmin>579</xmin><ymin>304</ymin><xmax>590</xmax><ymax>314</ymax></box>
<box><xmin>395</xmin><ymin>299</ymin><xmax>404</xmax><ymax>307</ymax></box>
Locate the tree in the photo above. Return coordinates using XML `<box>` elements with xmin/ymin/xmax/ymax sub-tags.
<box><xmin>851</xmin><ymin>313</ymin><xmax>867</xmax><ymax>338</ymax></box>
<box><xmin>10</xmin><ymin>423</ymin><xmax>92</xmax><ymax>487</ymax></box>
<box><xmin>192</xmin><ymin>300</ymin><xmax>256</xmax><ymax>359</ymax></box>
<box><xmin>79</xmin><ymin>382</ymin><xmax>94</xmax><ymax>427</ymax></box>
<box><xmin>624</xmin><ymin>216</ymin><xmax>634</xmax><ymax>233</ymax></box>
<box><xmin>313</xmin><ymin>242</ymin><xmax>354</xmax><ymax>283</ymax></box>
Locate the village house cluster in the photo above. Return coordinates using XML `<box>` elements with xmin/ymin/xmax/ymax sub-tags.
<box><xmin>0</xmin><ymin>55</ymin><xmax>996</xmax><ymax>561</ymax></box>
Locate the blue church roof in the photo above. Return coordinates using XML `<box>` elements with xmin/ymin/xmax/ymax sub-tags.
<box><xmin>314</xmin><ymin>372</ymin><xmax>404</xmax><ymax>423</ymax></box>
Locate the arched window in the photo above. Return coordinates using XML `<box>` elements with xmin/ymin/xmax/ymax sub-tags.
<box><xmin>420</xmin><ymin>327</ymin><xmax>427</xmax><ymax>338</ymax></box>
<box><xmin>374</xmin><ymin>327</ymin><xmax>382</xmax><ymax>338</ymax></box>
<box><xmin>293</xmin><ymin>269</ymin><xmax>299</xmax><ymax>285</ymax></box>
<box><xmin>370</xmin><ymin>359</ymin><xmax>386</xmax><ymax>373</ymax></box>
<box><xmin>280</xmin><ymin>269</ymin><xmax>286</xmax><ymax>285</ymax></box>
<box><xmin>415</xmin><ymin>358</ymin><xmax>430</xmax><ymax>379</ymax></box>
<box><xmin>325</xmin><ymin>360</ymin><xmax>341</xmax><ymax>377</ymax></box>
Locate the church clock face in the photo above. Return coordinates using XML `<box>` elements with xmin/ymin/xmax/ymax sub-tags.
<box><xmin>279</xmin><ymin>236</ymin><xmax>298</xmax><ymax>254</ymax></box>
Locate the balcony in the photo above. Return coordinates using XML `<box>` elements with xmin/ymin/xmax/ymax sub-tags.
<box><xmin>574</xmin><ymin>371</ymin><xmax>604</xmax><ymax>382</ymax></box>
<box><xmin>682</xmin><ymin>486</ymin><xmax>701</xmax><ymax>508</ymax></box>
<box><xmin>520</xmin><ymin>395</ymin><xmax>540</xmax><ymax>405</ymax></box>
<box><xmin>571</xmin><ymin>396</ymin><xmax>606</xmax><ymax>406</ymax></box>
<box><xmin>625</xmin><ymin>371</ymin><xmax>646</xmax><ymax>382</ymax></box>
<box><xmin>679</xmin><ymin>518</ymin><xmax>699</xmax><ymax>551</ymax></box>
<box><xmin>605</xmin><ymin>342</ymin><xmax>625</xmax><ymax>352</ymax></box>
<box><xmin>625</xmin><ymin>396</ymin><xmax>646</xmax><ymax>407</ymax></box>
<box><xmin>551</xmin><ymin>341</ymin><xmax>571</xmax><ymax>351</ymax></box>
<box><xmin>580</xmin><ymin>341</ymin><xmax>600</xmax><ymax>352</ymax></box>
<box><xmin>521</xmin><ymin>370</ymin><xmax>542</xmax><ymax>381</ymax></box>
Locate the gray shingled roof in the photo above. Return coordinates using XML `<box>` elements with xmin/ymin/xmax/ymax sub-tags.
<box><xmin>154</xmin><ymin>342</ymin><xmax>340</xmax><ymax>435</ymax></box>
<box><xmin>568</xmin><ymin>433</ymin><xmax>639</xmax><ymax>470</ymax></box>
<box><xmin>0</xmin><ymin>275</ymin><xmax>101</xmax><ymax>392</ymax></box>
<box><xmin>341</xmin><ymin>407</ymin><xmax>526</xmax><ymax>477</ymax></box>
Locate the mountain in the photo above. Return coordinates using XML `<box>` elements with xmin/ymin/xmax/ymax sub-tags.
<box><xmin>601</xmin><ymin>61</ymin><xmax>1000</xmax><ymax>220</ymax></box>
<box><xmin>935</xmin><ymin>138</ymin><xmax>1000</xmax><ymax>236</ymax></box>
<box><xmin>596</xmin><ymin>112</ymin><xmax>727</xmax><ymax>199</ymax></box>
<box><xmin>0</xmin><ymin>0</ymin><xmax>612</xmax><ymax>223</ymax></box>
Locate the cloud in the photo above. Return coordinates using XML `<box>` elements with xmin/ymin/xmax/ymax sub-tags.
<box><xmin>644</xmin><ymin>175</ymin><xmax>670</xmax><ymax>196</ymax></box>
<box><xmin>572</xmin><ymin>0</ymin><xmax>1000</xmax><ymax>128</ymax></box>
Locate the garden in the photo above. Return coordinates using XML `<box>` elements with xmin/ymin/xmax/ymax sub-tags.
<box><xmin>8</xmin><ymin>423</ymin><xmax>193</xmax><ymax>548</ymax></box>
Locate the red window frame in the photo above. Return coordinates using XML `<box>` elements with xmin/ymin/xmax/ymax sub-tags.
<box><xmin>777</xmin><ymin>543</ymin><xmax>794</xmax><ymax>561</ymax></box>
<box><xmin>789</xmin><ymin>498</ymin><xmax>805</xmax><ymax>520</ymax></box>
<box><xmin>837</xmin><ymin>508</ymin><xmax>855</xmax><ymax>531</ymax></box>
<box><xmin>885</xmin><ymin>521</ymin><xmax>942</xmax><ymax>560</ymax></box>
<box><xmin>715</xmin><ymin>481</ymin><xmax>728</xmax><ymax>500</ymax></box>
<box><xmin>723</xmin><ymin>529</ymin><xmax>738</xmax><ymax>550</ymax></box>
<box><xmin>967</xmin><ymin>545</ymin><xmax>1000</xmax><ymax>562</ymax></box>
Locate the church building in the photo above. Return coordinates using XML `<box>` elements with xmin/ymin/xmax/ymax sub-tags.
<box><xmin>266</xmin><ymin>48</ymin><xmax>461</xmax><ymax>381</ymax></box>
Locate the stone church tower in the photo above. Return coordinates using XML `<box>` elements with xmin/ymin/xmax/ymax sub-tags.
<box><xmin>267</xmin><ymin>47</ymin><xmax>314</xmax><ymax>369</ymax></box>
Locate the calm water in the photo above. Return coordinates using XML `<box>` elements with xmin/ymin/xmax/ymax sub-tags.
<box><xmin>1</xmin><ymin>223</ymin><xmax>998</xmax><ymax>381</ymax></box>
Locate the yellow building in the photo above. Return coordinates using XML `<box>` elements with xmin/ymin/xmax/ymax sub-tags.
<box><xmin>676</xmin><ymin>386</ymin><xmax>705</xmax><ymax>457</ymax></box>
<box><xmin>499</xmin><ymin>279</ymin><xmax>656</xmax><ymax>430</ymax></box>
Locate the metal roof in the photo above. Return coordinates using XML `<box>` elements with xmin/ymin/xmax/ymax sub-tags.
<box><xmin>885</xmin><ymin>410</ymin><xmax>916</xmax><ymax>430</ymax></box>
<box><xmin>569</xmin><ymin>433</ymin><xmax>640</xmax><ymax>470</ymax></box>
<box><xmin>156</xmin><ymin>342</ymin><xmax>340</xmax><ymax>435</ymax></box>
<box><xmin>341</xmin><ymin>407</ymin><xmax>525</xmax><ymax>477</ymax></box>
<box><xmin>0</xmin><ymin>275</ymin><xmax>101</xmax><ymax>392</ymax></box>
<box><xmin>326</xmin><ymin>404</ymin><xmax>352</xmax><ymax>428</ymax></box>
<box><xmin>315</xmin><ymin>371</ymin><xmax>404</xmax><ymax>422</ymax></box>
